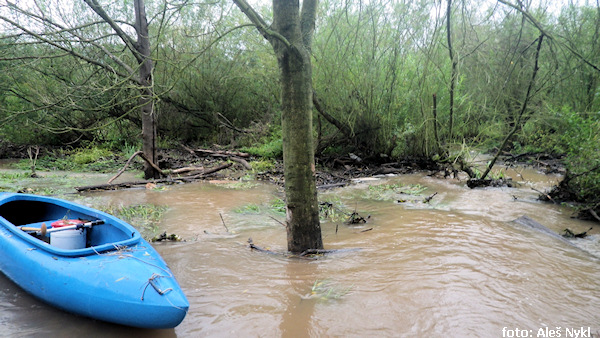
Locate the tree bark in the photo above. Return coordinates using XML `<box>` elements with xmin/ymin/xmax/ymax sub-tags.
<box><xmin>134</xmin><ymin>0</ymin><xmax>158</xmax><ymax>179</ymax></box>
<box><xmin>82</xmin><ymin>0</ymin><xmax>158</xmax><ymax>179</ymax></box>
<box><xmin>273</xmin><ymin>0</ymin><xmax>323</xmax><ymax>253</ymax></box>
<box><xmin>446</xmin><ymin>0</ymin><xmax>457</xmax><ymax>140</ymax></box>
<box><xmin>232</xmin><ymin>0</ymin><xmax>323</xmax><ymax>253</ymax></box>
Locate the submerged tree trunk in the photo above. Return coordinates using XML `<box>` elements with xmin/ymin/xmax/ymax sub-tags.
<box><xmin>273</xmin><ymin>0</ymin><xmax>323</xmax><ymax>253</ymax></box>
<box><xmin>232</xmin><ymin>0</ymin><xmax>323</xmax><ymax>253</ymax></box>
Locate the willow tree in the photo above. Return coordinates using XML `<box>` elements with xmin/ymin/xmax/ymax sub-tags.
<box><xmin>83</xmin><ymin>0</ymin><xmax>157</xmax><ymax>179</ymax></box>
<box><xmin>0</xmin><ymin>0</ymin><xmax>158</xmax><ymax>179</ymax></box>
<box><xmin>232</xmin><ymin>0</ymin><xmax>323</xmax><ymax>253</ymax></box>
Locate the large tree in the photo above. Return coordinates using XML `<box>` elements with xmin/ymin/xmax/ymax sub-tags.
<box><xmin>81</xmin><ymin>0</ymin><xmax>158</xmax><ymax>179</ymax></box>
<box><xmin>232</xmin><ymin>0</ymin><xmax>323</xmax><ymax>253</ymax></box>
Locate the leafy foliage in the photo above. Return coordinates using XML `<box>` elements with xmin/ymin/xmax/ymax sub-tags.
<box><xmin>1</xmin><ymin>0</ymin><xmax>600</xmax><ymax>204</ymax></box>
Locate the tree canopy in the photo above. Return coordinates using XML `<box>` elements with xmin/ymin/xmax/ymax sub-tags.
<box><xmin>1</xmin><ymin>0</ymin><xmax>599</xmax><ymax>210</ymax></box>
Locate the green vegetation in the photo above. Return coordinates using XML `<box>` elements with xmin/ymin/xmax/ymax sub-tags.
<box><xmin>0</xmin><ymin>171</ymin><xmax>95</xmax><ymax>196</ymax></box>
<box><xmin>0</xmin><ymin>1</ymin><xmax>599</xmax><ymax>207</ymax></box>
<box><xmin>13</xmin><ymin>147</ymin><xmax>125</xmax><ymax>173</ymax></box>
<box><xmin>365</xmin><ymin>183</ymin><xmax>428</xmax><ymax>201</ymax></box>
<box><xmin>233</xmin><ymin>203</ymin><xmax>262</xmax><ymax>214</ymax></box>
<box><xmin>235</xmin><ymin>195</ymin><xmax>352</xmax><ymax>223</ymax></box>
<box><xmin>302</xmin><ymin>279</ymin><xmax>352</xmax><ymax>301</ymax></box>
<box><xmin>249</xmin><ymin>159</ymin><xmax>278</xmax><ymax>173</ymax></box>
<box><xmin>99</xmin><ymin>204</ymin><xmax>168</xmax><ymax>239</ymax></box>
<box><xmin>241</xmin><ymin>128</ymin><xmax>283</xmax><ymax>159</ymax></box>
<box><xmin>319</xmin><ymin>196</ymin><xmax>353</xmax><ymax>223</ymax></box>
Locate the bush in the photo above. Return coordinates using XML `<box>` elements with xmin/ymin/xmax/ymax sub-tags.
<box><xmin>526</xmin><ymin>108</ymin><xmax>600</xmax><ymax>203</ymax></box>
<box><xmin>71</xmin><ymin>147</ymin><xmax>113</xmax><ymax>165</ymax></box>
<box><xmin>241</xmin><ymin>127</ymin><xmax>283</xmax><ymax>159</ymax></box>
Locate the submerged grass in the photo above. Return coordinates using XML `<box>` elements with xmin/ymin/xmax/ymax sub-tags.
<box><xmin>364</xmin><ymin>183</ymin><xmax>428</xmax><ymax>201</ymax></box>
<box><xmin>0</xmin><ymin>171</ymin><xmax>88</xmax><ymax>196</ymax></box>
<box><xmin>99</xmin><ymin>204</ymin><xmax>168</xmax><ymax>239</ymax></box>
<box><xmin>233</xmin><ymin>203</ymin><xmax>262</xmax><ymax>214</ymax></box>
<box><xmin>302</xmin><ymin>279</ymin><xmax>352</xmax><ymax>301</ymax></box>
<box><xmin>234</xmin><ymin>195</ymin><xmax>353</xmax><ymax>223</ymax></box>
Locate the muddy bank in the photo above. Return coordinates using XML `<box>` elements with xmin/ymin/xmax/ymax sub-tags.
<box><xmin>6</xmin><ymin>143</ymin><xmax>594</xmax><ymax>223</ymax></box>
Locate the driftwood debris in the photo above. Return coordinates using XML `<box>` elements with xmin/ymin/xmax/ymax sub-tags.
<box><xmin>467</xmin><ymin>178</ymin><xmax>513</xmax><ymax>188</ymax></box>
<box><xmin>151</xmin><ymin>231</ymin><xmax>183</xmax><ymax>242</ymax></box>
<box><xmin>248</xmin><ymin>238</ymin><xmax>361</xmax><ymax>259</ymax></box>
<box><xmin>181</xmin><ymin>145</ymin><xmax>252</xmax><ymax>170</ymax></box>
<box><xmin>192</xmin><ymin>148</ymin><xmax>250</xmax><ymax>158</ymax></box>
<box><xmin>76</xmin><ymin>162</ymin><xmax>232</xmax><ymax>192</ymax></box>
<box><xmin>108</xmin><ymin>151</ymin><xmax>166</xmax><ymax>184</ymax></box>
<box><xmin>423</xmin><ymin>192</ymin><xmax>438</xmax><ymax>203</ymax></box>
<box><xmin>563</xmin><ymin>227</ymin><xmax>593</xmax><ymax>238</ymax></box>
<box><xmin>347</xmin><ymin>211</ymin><xmax>369</xmax><ymax>224</ymax></box>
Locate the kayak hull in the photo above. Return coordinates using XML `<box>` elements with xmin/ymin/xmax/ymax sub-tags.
<box><xmin>0</xmin><ymin>192</ymin><xmax>189</xmax><ymax>328</ymax></box>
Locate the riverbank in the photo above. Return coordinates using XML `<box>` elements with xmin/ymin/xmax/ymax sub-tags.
<box><xmin>3</xmin><ymin>143</ymin><xmax>596</xmax><ymax>224</ymax></box>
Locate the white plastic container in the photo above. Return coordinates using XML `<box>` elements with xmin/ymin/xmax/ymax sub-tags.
<box><xmin>50</xmin><ymin>228</ymin><xmax>87</xmax><ymax>250</ymax></box>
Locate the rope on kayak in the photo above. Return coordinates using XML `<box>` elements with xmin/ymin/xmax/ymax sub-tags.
<box><xmin>141</xmin><ymin>273</ymin><xmax>173</xmax><ymax>300</ymax></box>
<box><xmin>89</xmin><ymin>244</ymin><xmax>186</xmax><ymax>310</ymax></box>
<box><xmin>141</xmin><ymin>273</ymin><xmax>188</xmax><ymax>312</ymax></box>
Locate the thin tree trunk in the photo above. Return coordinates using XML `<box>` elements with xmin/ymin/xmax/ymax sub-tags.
<box><xmin>134</xmin><ymin>0</ymin><xmax>157</xmax><ymax>179</ymax></box>
<box><xmin>481</xmin><ymin>35</ymin><xmax>544</xmax><ymax>180</ymax></box>
<box><xmin>433</xmin><ymin>93</ymin><xmax>440</xmax><ymax>152</ymax></box>
<box><xmin>446</xmin><ymin>0</ymin><xmax>457</xmax><ymax>140</ymax></box>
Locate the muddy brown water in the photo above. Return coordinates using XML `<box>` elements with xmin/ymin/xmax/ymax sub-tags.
<box><xmin>1</xmin><ymin>168</ymin><xmax>599</xmax><ymax>337</ymax></box>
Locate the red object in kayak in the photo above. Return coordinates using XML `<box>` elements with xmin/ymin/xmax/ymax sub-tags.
<box><xmin>51</xmin><ymin>219</ymin><xmax>85</xmax><ymax>228</ymax></box>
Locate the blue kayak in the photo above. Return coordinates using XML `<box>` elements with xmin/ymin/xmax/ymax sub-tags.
<box><xmin>0</xmin><ymin>192</ymin><xmax>189</xmax><ymax>328</ymax></box>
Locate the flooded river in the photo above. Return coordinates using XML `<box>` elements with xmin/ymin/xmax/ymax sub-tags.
<box><xmin>1</xmin><ymin>167</ymin><xmax>599</xmax><ymax>337</ymax></box>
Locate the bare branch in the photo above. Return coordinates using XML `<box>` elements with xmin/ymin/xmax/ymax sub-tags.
<box><xmin>231</xmin><ymin>0</ymin><xmax>291</xmax><ymax>49</ymax></box>
<box><xmin>0</xmin><ymin>14</ymin><xmax>136</xmax><ymax>81</ymax></box>
<box><xmin>497</xmin><ymin>0</ymin><xmax>600</xmax><ymax>73</ymax></box>
<box><xmin>82</xmin><ymin>0</ymin><xmax>142</xmax><ymax>62</ymax></box>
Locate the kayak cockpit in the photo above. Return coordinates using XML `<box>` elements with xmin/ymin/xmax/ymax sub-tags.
<box><xmin>0</xmin><ymin>198</ymin><xmax>141</xmax><ymax>256</ymax></box>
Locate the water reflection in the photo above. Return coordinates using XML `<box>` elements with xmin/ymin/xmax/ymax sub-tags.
<box><xmin>280</xmin><ymin>261</ymin><xmax>318</xmax><ymax>338</ymax></box>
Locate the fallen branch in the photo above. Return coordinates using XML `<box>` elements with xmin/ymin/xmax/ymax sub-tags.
<box><xmin>231</xmin><ymin>156</ymin><xmax>252</xmax><ymax>170</ymax></box>
<box><xmin>77</xmin><ymin>162</ymin><xmax>232</xmax><ymax>192</ymax></box>
<box><xmin>317</xmin><ymin>182</ymin><xmax>347</xmax><ymax>190</ymax></box>
<box><xmin>108</xmin><ymin>150</ymin><xmax>165</xmax><ymax>184</ymax></box>
<box><xmin>269</xmin><ymin>216</ymin><xmax>286</xmax><ymax>227</ymax></box>
<box><xmin>532</xmin><ymin>187</ymin><xmax>556</xmax><ymax>204</ymax></box>
<box><xmin>108</xmin><ymin>151</ymin><xmax>143</xmax><ymax>184</ymax></box>
<box><xmin>562</xmin><ymin>227</ymin><xmax>593</xmax><ymax>238</ymax></box>
<box><xmin>171</xmin><ymin>166</ymin><xmax>205</xmax><ymax>174</ymax></box>
<box><xmin>588</xmin><ymin>208</ymin><xmax>600</xmax><ymax>223</ymax></box>
<box><xmin>423</xmin><ymin>192</ymin><xmax>438</xmax><ymax>203</ymax></box>
<box><xmin>176</xmin><ymin>163</ymin><xmax>232</xmax><ymax>181</ymax></box>
<box><xmin>193</xmin><ymin>148</ymin><xmax>250</xmax><ymax>158</ymax></box>
<box><xmin>219</xmin><ymin>213</ymin><xmax>229</xmax><ymax>232</ymax></box>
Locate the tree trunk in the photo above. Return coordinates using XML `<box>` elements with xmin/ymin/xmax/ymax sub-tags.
<box><xmin>273</xmin><ymin>0</ymin><xmax>323</xmax><ymax>253</ymax></box>
<box><xmin>232</xmin><ymin>0</ymin><xmax>323</xmax><ymax>253</ymax></box>
<box><xmin>446</xmin><ymin>0</ymin><xmax>456</xmax><ymax>140</ymax></box>
<box><xmin>481</xmin><ymin>35</ymin><xmax>544</xmax><ymax>180</ymax></box>
<box><xmin>134</xmin><ymin>0</ymin><xmax>158</xmax><ymax>179</ymax></box>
